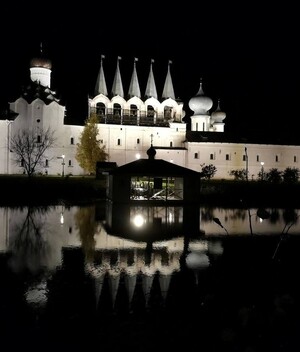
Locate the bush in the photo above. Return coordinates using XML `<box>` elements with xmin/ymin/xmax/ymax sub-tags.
<box><xmin>229</xmin><ymin>169</ymin><xmax>248</xmax><ymax>181</ymax></box>
<box><xmin>200</xmin><ymin>164</ymin><xmax>217</xmax><ymax>180</ymax></box>
<box><xmin>265</xmin><ymin>168</ymin><xmax>282</xmax><ymax>183</ymax></box>
<box><xmin>282</xmin><ymin>167</ymin><xmax>299</xmax><ymax>183</ymax></box>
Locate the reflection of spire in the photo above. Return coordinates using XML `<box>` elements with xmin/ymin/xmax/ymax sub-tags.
<box><xmin>142</xmin><ymin>273</ymin><xmax>154</xmax><ymax>307</ymax></box>
<box><xmin>108</xmin><ymin>269</ymin><xmax>121</xmax><ymax>308</ymax></box>
<box><xmin>124</xmin><ymin>273</ymin><xmax>137</xmax><ymax>304</ymax></box>
<box><xmin>159</xmin><ymin>274</ymin><xmax>171</xmax><ymax>302</ymax></box>
<box><xmin>94</xmin><ymin>273</ymin><xmax>106</xmax><ymax>307</ymax></box>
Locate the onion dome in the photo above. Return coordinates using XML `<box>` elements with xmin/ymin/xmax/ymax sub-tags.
<box><xmin>147</xmin><ymin>144</ymin><xmax>156</xmax><ymax>160</ymax></box>
<box><xmin>188</xmin><ymin>79</ymin><xmax>213</xmax><ymax>115</ymax></box>
<box><xmin>30</xmin><ymin>56</ymin><xmax>52</xmax><ymax>69</ymax></box>
<box><xmin>211</xmin><ymin>99</ymin><xmax>226</xmax><ymax>123</ymax></box>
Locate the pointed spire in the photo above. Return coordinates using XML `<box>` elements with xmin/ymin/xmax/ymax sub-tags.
<box><xmin>162</xmin><ymin>60</ymin><xmax>175</xmax><ymax>100</ymax></box>
<box><xmin>128</xmin><ymin>57</ymin><xmax>141</xmax><ymax>98</ymax></box>
<box><xmin>196</xmin><ymin>77</ymin><xmax>205</xmax><ymax>96</ymax></box>
<box><xmin>94</xmin><ymin>55</ymin><xmax>108</xmax><ymax>96</ymax></box>
<box><xmin>145</xmin><ymin>59</ymin><xmax>157</xmax><ymax>99</ymax></box>
<box><xmin>111</xmin><ymin>56</ymin><xmax>124</xmax><ymax>98</ymax></box>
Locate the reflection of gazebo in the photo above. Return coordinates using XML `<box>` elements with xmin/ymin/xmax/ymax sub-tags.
<box><xmin>107</xmin><ymin>145</ymin><xmax>201</xmax><ymax>204</ymax></box>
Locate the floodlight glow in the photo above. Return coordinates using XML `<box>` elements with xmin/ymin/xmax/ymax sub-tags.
<box><xmin>133</xmin><ymin>214</ymin><xmax>144</xmax><ymax>227</ymax></box>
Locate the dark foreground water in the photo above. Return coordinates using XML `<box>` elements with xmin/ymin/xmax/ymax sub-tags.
<box><xmin>1</xmin><ymin>204</ymin><xmax>300</xmax><ymax>351</ymax></box>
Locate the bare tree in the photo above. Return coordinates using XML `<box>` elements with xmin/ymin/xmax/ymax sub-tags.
<box><xmin>10</xmin><ymin>127</ymin><xmax>56</xmax><ymax>176</ymax></box>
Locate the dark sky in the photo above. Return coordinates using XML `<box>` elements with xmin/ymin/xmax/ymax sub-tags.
<box><xmin>1</xmin><ymin>2</ymin><xmax>299</xmax><ymax>137</ymax></box>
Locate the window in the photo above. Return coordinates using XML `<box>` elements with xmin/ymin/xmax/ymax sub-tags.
<box><xmin>96</xmin><ymin>102</ymin><xmax>106</xmax><ymax>116</ymax></box>
<box><xmin>194</xmin><ymin>153</ymin><xmax>198</xmax><ymax>159</ymax></box>
<box><xmin>164</xmin><ymin>106</ymin><xmax>172</xmax><ymax>119</ymax></box>
<box><xmin>70</xmin><ymin>137</ymin><xmax>74</xmax><ymax>145</ymax></box>
<box><xmin>275</xmin><ymin>155</ymin><xmax>279</xmax><ymax>162</ymax></box>
<box><xmin>243</xmin><ymin>155</ymin><xmax>246</xmax><ymax>161</ymax></box>
<box><xmin>210</xmin><ymin>153</ymin><xmax>214</xmax><ymax>160</ymax></box>
<box><xmin>226</xmin><ymin>154</ymin><xmax>230</xmax><ymax>161</ymax></box>
<box><xmin>137</xmin><ymin>138</ymin><xmax>140</xmax><ymax>144</ymax></box>
<box><xmin>45</xmin><ymin>159</ymin><xmax>49</xmax><ymax>167</ymax></box>
<box><xmin>147</xmin><ymin>105</ymin><xmax>155</xmax><ymax>117</ymax></box>
<box><xmin>37</xmin><ymin>135</ymin><xmax>41</xmax><ymax>143</ymax></box>
<box><xmin>130</xmin><ymin>104</ymin><xmax>138</xmax><ymax>116</ymax></box>
<box><xmin>117</xmin><ymin>139</ymin><xmax>121</xmax><ymax>146</ymax></box>
<box><xmin>256</xmin><ymin>155</ymin><xmax>259</xmax><ymax>162</ymax></box>
<box><xmin>113</xmin><ymin>103</ymin><xmax>121</xmax><ymax>116</ymax></box>
<box><xmin>68</xmin><ymin>160</ymin><xmax>72</xmax><ymax>167</ymax></box>
<box><xmin>294</xmin><ymin>156</ymin><xmax>297</xmax><ymax>162</ymax></box>
<box><xmin>170</xmin><ymin>141</ymin><xmax>173</xmax><ymax>147</ymax></box>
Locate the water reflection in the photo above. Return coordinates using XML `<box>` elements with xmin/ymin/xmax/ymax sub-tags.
<box><xmin>1</xmin><ymin>203</ymin><xmax>300</xmax><ymax>350</ymax></box>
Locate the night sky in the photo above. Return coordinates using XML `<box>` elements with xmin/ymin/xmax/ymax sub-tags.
<box><xmin>0</xmin><ymin>3</ymin><xmax>299</xmax><ymax>137</ymax></box>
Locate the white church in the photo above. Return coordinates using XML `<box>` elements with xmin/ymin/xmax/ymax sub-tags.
<box><xmin>1</xmin><ymin>51</ymin><xmax>299</xmax><ymax>179</ymax></box>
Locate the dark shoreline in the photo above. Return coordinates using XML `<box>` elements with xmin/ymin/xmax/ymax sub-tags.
<box><xmin>1</xmin><ymin>175</ymin><xmax>300</xmax><ymax>207</ymax></box>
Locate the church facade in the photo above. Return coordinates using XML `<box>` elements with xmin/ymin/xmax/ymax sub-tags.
<box><xmin>1</xmin><ymin>52</ymin><xmax>300</xmax><ymax>179</ymax></box>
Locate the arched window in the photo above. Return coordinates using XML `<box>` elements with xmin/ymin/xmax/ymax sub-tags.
<box><xmin>113</xmin><ymin>103</ymin><xmax>122</xmax><ymax>116</ymax></box>
<box><xmin>147</xmin><ymin>105</ymin><xmax>155</xmax><ymax>117</ymax></box>
<box><xmin>130</xmin><ymin>104</ymin><xmax>138</xmax><ymax>116</ymax></box>
<box><xmin>164</xmin><ymin>106</ymin><xmax>172</xmax><ymax>119</ymax></box>
<box><xmin>96</xmin><ymin>102</ymin><xmax>106</xmax><ymax>116</ymax></box>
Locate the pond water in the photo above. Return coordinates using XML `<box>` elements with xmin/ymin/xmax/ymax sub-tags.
<box><xmin>1</xmin><ymin>202</ymin><xmax>300</xmax><ymax>351</ymax></box>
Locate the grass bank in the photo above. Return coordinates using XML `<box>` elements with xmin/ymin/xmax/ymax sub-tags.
<box><xmin>201</xmin><ymin>179</ymin><xmax>300</xmax><ymax>207</ymax></box>
<box><xmin>1</xmin><ymin>175</ymin><xmax>300</xmax><ymax>207</ymax></box>
<box><xmin>0</xmin><ymin>175</ymin><xmax>106</xmax><ymax>206</ymax></box>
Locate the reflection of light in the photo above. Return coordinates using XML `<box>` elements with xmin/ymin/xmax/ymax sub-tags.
<box><xmin>136</xmin><ymin>153</ymin><xmax>141</xmax><ymax>159</ymax></box>
<box><xmin>60</xmin><ymin>205</ymin><xmax>64</xmax><ymax>225</ymax></box>
<box><xmin>170</xmin><ymin>159</ymin><xmax>174</xmax><ymax>163</ymax></box>
<box><xmin>168</xmin><ymin>212</ymin><xmax>174</xmax><ymax>223</ymax></box>
<box><xmin>133</xmin><ymin>214</ymin><xmax>145</xmax><ymax>227</ymax></box>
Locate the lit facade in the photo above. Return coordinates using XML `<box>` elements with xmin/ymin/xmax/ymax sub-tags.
<box><xmin>1</xmin><ymin>53</ymin><xmax>300</xmax><ymax>179</ymax></box>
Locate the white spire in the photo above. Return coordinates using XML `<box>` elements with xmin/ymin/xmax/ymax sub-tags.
<box><xmin>94</xmin><ymin>55</ymin><xmax>108</xmax><ymax>96</ymax></box>
<box><xmin>111</xmin><ymin>56</ymin><xmax>124</xmax><ymax>98</ymax></box>
<box><xmin>128</xmin><ymin>57</ymin><xmax>141</xmax><ymax>98</ymax></box>
<box><xmin>144</xmin><ymin>59</ymin><xmax>157</xmax><ymax>99</ymax></box>
<box><xmin>162</xmin><ymin>60</ymin><xmax>175</xmax><ymax>100</ymax></box>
